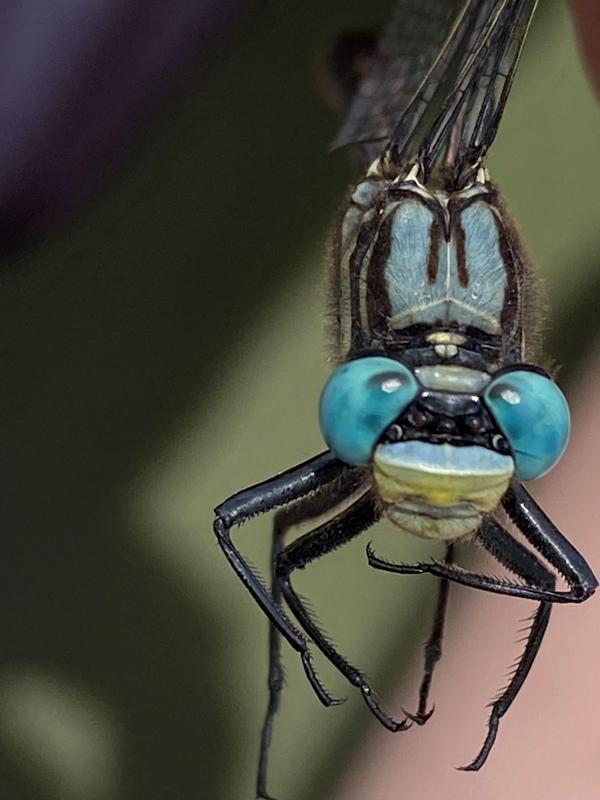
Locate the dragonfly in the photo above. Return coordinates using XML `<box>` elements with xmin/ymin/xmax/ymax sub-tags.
<box><xmin>214</xmin><ymin>1</ymin><xmax>598</xmax><ymax>797</ymax></box>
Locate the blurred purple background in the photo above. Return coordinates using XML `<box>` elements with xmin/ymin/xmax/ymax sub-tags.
<box><xmin>0</xmin><ymin>0</ymin><xmax>243</xmax><ymax>250</ymax></box>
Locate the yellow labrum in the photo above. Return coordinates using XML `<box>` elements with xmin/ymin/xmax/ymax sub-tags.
<box><xmin>373</xmin><ymin>441</ymin><xmax>514</xmax><ymax>540</ymax></box>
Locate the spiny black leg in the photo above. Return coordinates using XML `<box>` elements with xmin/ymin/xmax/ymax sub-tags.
<box><xmin>406</xmin><ymin>542</ymin><xmax>454</xmax><ymax>725</ymax></box>
<box><xmin>276</xmin><ymin>492</ymin><xmax>411</xmax><ymax>732</ymax></box>
<box><xmin>368</xmin><ymin>486</ymin><xmax>597</xmax><ymax>603</ymax></box>
<box><xmin>369</xmin><ymin>516</ymin><xmax>556</xmax><ymax>768</ymax></box>
<box><xmin>214</xmin><ymin>451</ymin><xmax>348</xmax><ymax>709</ymax></box>
<box><xmin>459</xmin><ymin>516</ymin><xmax>554</xmax><ymax>771</ymax></box>
<box><xmin>367</xmin><ymin>545</ymin><xmax>579</xmax><ymax>604</ymax></box>
<box><xmin>256</xmin><ymin>470</ymin><xmax>365</xmax><ymax>800</ymax></box>
<box><xmin>256</xmin><ymin>522</ymin><xmax>285</xmax><ymax>800</ymax></box>
<box><xmin>503</xmin><ymin>482</ymin><xmax>598</xmax><ymax>599</ymax></box>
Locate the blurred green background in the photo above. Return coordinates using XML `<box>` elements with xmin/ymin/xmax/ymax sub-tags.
<box><xmin>0</xmin><ymin>1</ymin><xmax>598</xmax><ymax>798</ymax></box>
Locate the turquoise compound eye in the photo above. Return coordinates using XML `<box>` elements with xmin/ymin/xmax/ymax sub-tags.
<box><xmin>484</xmin><ymin>369</ymin><xmax>570</xmax><ymax>480</ymax></box>
<box><xmin>319</xmin><ymin>357</ymin><xmax>419</xmax><ymax>465</ymax></box>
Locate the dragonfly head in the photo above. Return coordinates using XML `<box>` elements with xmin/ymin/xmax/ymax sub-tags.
<box><xmin>319</xmin><ymin>358</ymin><xmax>570</xmax><ymax>540</ymax></box>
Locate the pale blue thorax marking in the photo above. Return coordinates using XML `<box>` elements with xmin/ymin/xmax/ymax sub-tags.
<box><xmin>381</xmin><ymin>199</ymin><xmax>436</xmax><ymax>331</ymax></box>
<box><xmin>456</xmin><ymin>201</ymin><xmax>507</xmax><ymax>329</ymax></box>
<box><xmin>337</xmin><ymin>175</ymin><xmax>509</xmax><ymax>353</ymax></box>
<box><xmin>414</xmin><ymin>364</ymin><xmax>491</xmax><ymax>393</ymax></box>
<box><xmin>383</xmin><ymin>185</ymin><xmax>507</xmax><ymax>334</ymax></box>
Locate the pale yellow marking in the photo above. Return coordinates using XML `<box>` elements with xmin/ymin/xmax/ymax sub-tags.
<box><xmin>434</xmin><ymin>343</ymin><xmax>458</xmax><ymax>359</ymax></box>
<box><xmin>372</xmin><ymin>457</ymin><xmax>513</xmax><ymax>541</ymax></box>
<box><xmin>426</xmin><ymin>331</ymin><xmax>467</xmax><ymax>345</ymax></box>
<box><xmin>367</xmin><ymin>156</ymin><xmax>384</xmax><ymax>177</ymax></box>
<box><xmin>385</xmin><ymin>507</ymin><xmax>481</xmax><ymax>540</ymax></box>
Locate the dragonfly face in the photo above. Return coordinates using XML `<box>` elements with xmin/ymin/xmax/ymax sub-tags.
<box><xmin>320</xmin><ymin>357</ymin><xmax>570</xmax><ymax>541</ymax></box>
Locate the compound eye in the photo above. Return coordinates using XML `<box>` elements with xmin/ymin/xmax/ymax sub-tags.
<box><xmin>483</xmin><ymin>369</ymin><xmax>570</xmax><ymax>480</ymax></box>
<box><xmin>319</xmin><ymin>357</ymin><xmax>418</xmax><ymax>465</ymax></box>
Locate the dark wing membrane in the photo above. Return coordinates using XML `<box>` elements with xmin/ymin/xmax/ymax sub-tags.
<box><xmin>332</xmin><ymin>0</ymin><xmax>473</xmax><ymax>164</ymax></box>
<box><xmin>388</xmin><ymin>0</ymin><xmax>502</xmax><ymax>163</ymax></box>
<box><xmin>420</xmin><ymin>0</ymin><xmax>538</xmax><ymax>175</ymax></box>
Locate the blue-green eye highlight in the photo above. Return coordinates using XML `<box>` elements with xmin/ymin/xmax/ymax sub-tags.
<box><xmin>319</xmin><ymin>357</ymin><xmax>419</xmax><ymax>465</ymax></box>
<box><xmin>484</xmin><ymin>369</ymin><xmax>570</xmax><ymax>480</ymax></box>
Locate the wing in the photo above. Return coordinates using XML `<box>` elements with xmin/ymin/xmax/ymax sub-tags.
<box><xmin>331</xmin><ymin>0</ymin><xmax>475</xmax><ymax>164</ymax></box>
<box><xmin>420</xmin><ymin>0</ymin><xmax>539</xmax><ymax>178</ymax></box>
<box><xmin>334</xmin><ymin>0</ymin><xmax>538</xmax><ymax>178</ymax></box>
